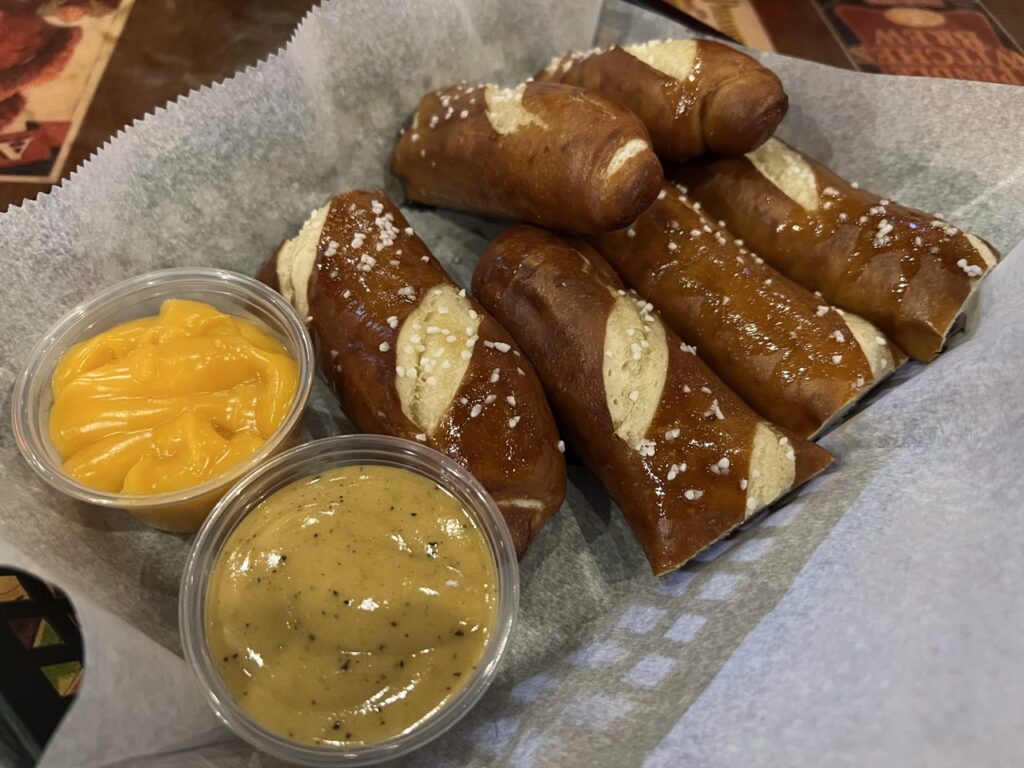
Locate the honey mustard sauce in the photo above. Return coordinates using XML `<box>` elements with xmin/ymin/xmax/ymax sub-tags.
<box><xmin>205</xmin><ymin>464</ymin><xmax>496</xmax><ymax>746</ymax></box>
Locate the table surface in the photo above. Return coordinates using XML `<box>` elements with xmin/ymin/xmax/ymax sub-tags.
<box><xmin>0</xmin><ymin>0</ymin><xmax>316</xmax><ymax>212</ymax></box>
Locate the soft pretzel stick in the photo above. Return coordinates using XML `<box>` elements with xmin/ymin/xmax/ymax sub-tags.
<box><xmin>538</xmin><ymin>39</ymin><xmax>787</xmax><ymax>161</ymax></box>
<box><xmin>589</xmin><ymin>182</ymin><xmax>904</xmax><ymax>438</ymax></box>
<box><xmin>673</xmin><ymin>138</ymin><xmax>1000</xmax><ymax>361</ymax></box>
<box><xmin>259</xmin><ymin>190</ymin><xmax>567</xmax><ymax>556</ymax></box>
<box><xmin>390</xmin><ymin>81</ymin><xmax>662</xmax><ymax>235</ymax></box>
<box><xmin>474</xmin><ymin>225</ymin><xmax>833</xmax><ymax>575</ymax></box>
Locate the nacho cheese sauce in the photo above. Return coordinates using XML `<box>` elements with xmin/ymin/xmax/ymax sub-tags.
<box><xmin>205</xmin><ymin>465</ymin><xmax>497</xmax><ymax>746</ymax></box>
<box><xmin>48</xmin><ymin>299</ymin><xmax>298</xmax><ymax>494</ymax></box>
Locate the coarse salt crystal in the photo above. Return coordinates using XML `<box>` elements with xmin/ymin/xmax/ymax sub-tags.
<box><xmin>636</xmin><ymin>439</ymin><xmax>656</xmax><ymax>457</ymax></box>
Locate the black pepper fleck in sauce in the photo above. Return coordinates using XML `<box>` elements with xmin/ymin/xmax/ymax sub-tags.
<box><xmin>205</xmin><ymin>465</ymin><xmax>496</xmax><ymax>747</ymax></box>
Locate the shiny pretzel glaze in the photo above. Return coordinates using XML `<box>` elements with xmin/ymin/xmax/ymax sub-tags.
<box><xmin>474</xmin><ymin>226</ymin><xmax>832</xmax><ymax>575</ymax></box>
<box><xmin>390</xmin><ymin>81</ymin><xmax>662</xmax><ymax>235</ymax></box>
<box><xmin>538</xmin><ymin>39</ymin><xmax>788</xmax><ymax>161</ymax></box>
<box><xmin>674</xmin><ymin>138</ymin><xmax>1000</xmax><ymax>361</ymax></box>
<box><xmin>590</xmin><ymin>182</ymin><xmax>903</xmax><ymax>438</ymax></box>
<box><xmin>258</xmin><ymin>191</ymin><xmax>566</xmax><ymax>556</ymax></box>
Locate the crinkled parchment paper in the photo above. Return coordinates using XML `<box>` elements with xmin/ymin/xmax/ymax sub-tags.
<box><xmin>0</xmin><ymin>1</ymin><xmax>1022</xmax><ymax>766</ymax></box>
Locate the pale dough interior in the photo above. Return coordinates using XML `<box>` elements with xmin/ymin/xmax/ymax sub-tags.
<box><xmin>396</xmin><ymin>284</ymin><xmax>480</xmax><ymax>435</ymax></box>
<box><xmin>839</xmin><ymin>310</ymin><xmax>896</xmax><ymax>381</ymax></box>
<box><xmin>745</xmin><ymin>423</ymin><xmax>796</xmax><ymax>517</ymax></box>
<box><xmin>605</xmin><ymin>138</ymin><xmax>652</xmax><ymax>180</ymax></box>
<box><xmin>277</xmin><ymin>202</ymin><xmax>329</xmax><ymax>320</ymax></box>
<box><xmin>484</xmin><ymin>83</ymin><xmax>547</xmax><ymax>135</ymax></box>
<box><xmin>966</xmin><ymin>233</ymin><xmax>997</xmax><ymax>269</ymax></box>
<box><xmin>746</xmin><ymin>138</ymin><xmax>820</xmax><ymax>212</ymax></box>
<box><xmin>624</xmin><ymin>39</ymin><xmax>698</xmax><ymax>83</ymax></box>
<box><xmin>603</xmin><ymin>293</ymin><xmax>668</xmax><ymax>446</ymax></box>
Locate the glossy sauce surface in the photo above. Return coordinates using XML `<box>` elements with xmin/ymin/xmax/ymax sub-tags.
<box><xmin>49</xmin><ymin>299</ymin><xmax>298</xmax><ymax>494</ymax></box>
<box><xmin>205</xmin><ymin>465</ymin><xmax>496</xmax><ymax>746</ymax></box>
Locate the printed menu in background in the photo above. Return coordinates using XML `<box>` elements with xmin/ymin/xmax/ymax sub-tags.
<box><xmin>0</xmin><ymin>0</ymin><xmax>134</xmax><ymax>184</ymax></box>
<box><xmin>658</xmin><ymin>0</ymin><xmax>1023</xmax><ymax>85</ymax></box>
<box><xmin>822</xmin><ymin>1</ymin><xmax>1023</xmax><ymax>83</ymax></box>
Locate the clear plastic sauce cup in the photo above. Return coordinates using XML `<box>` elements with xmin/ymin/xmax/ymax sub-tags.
<box><xmin>10</xmin><ymin>267</ymin><xmax>315</xmax><ymax>532</ymax></box>
<box><xmin>179</xmin><ymin>434</ymin><xmax>519</xmax><ymax>766</ymax></box>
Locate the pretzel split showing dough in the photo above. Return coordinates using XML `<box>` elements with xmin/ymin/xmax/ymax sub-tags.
<box><xmin>589</xmin><ymin>182</ymin><xmax>904</xmax><ymax>438</ymax></box>
<box><xmin>474</xmin><ymin>226</ymin><xmax>833</xmax><ymax>575</ymax></box>
<box><xmin>537</xmin><ymin>39</ymin><xmax>788</xmax><ymax>161</ymax></box>
<box><xmin>258</xmin><ymin>191</ymin><xmax>567</xmax><ymax>557</ymax></box>
<box><xmin>390</xmin><ymin>81</ymin><xmax>663</xmax><ymax>235</ymax></box>
<box><xmin>673</xmin><ymin>138</ymin><xmax>1000</xmax><ymax>362</ymax></box>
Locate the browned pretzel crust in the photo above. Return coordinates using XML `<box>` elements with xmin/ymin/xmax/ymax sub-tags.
<box><xmin>538</xmin><ymin>39</ymin><xmax>787</xmax><ymax>161</ymax></box>
<box><xmin>589</xmin><ymin>182</ymin><xmax>904</xmax><ymax>438</ymax></box>
<box><xmin>390</xmin><ymin>81</ymin><xmax>662</xmax><ymax>235</ymax></box>
<box><xmin>474</xmin><ymin>226</ymin><xmax>832</xmax><ymax>575</ymax></box>
<box><xmin>673</xmin><ymin>139</ymin><xmax>1000</xmax><ymax>361</ymax></box>
<box><xmin>259</xmin><ymin>191</ymin><xmax>567</xmax><ymax>556</ymax></box>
